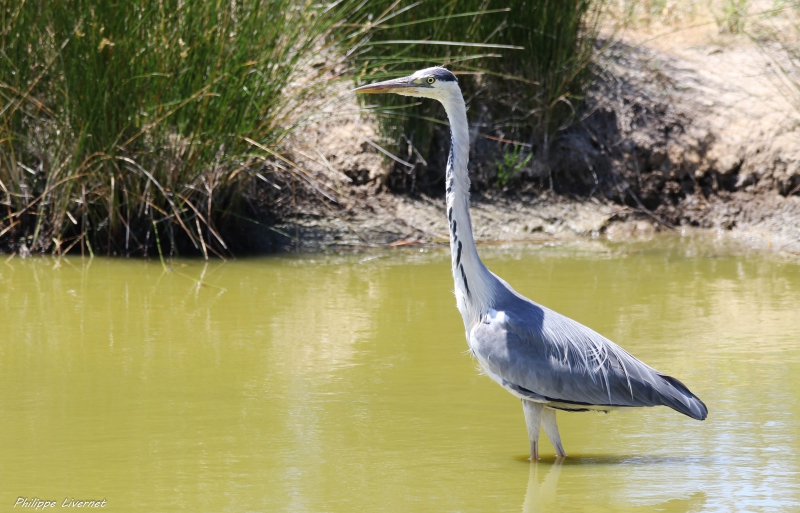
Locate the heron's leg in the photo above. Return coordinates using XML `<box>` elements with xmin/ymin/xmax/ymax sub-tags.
<box><xmin>521</xmin><ymin>400</ymin><xmax>543</xmax><ymax>461</ymax></box>
<box><xmin>541</xmin><ymin>407</ymin><xmax>567</xmax><ymax>458</ymax></box>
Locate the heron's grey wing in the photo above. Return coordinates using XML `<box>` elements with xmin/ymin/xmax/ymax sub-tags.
<box><xmin>469</xmin><ymin>304</ymin><xmax>707</xmax><ymax>420</ymax></box>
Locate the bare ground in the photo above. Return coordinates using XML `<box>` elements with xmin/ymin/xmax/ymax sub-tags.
<box><xmin>247</xmin><ymin>24</ymin><xmax>800</xmax><ymax>257</ymax></box>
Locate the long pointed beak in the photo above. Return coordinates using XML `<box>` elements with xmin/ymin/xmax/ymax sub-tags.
<box><xmin>354</xmin><ymin>76</ymin><xmax>414</xmax><ymax>94</ymax></box>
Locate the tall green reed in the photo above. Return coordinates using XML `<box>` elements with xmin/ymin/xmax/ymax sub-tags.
<box><xmin>0</xmin><ymin>0</ymin><xmax>357</xmax><ymax>257</ymax></box>
<box><xmin>353</xmin><ymin>0</ymin><xmax>605</xmax><ymax>191</ymax></box>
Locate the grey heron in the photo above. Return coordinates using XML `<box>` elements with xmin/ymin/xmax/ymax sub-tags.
<box><xmin>355</xmin><ymin>67</ymin><xmax>707</xmax><ymax>460</ymax></box>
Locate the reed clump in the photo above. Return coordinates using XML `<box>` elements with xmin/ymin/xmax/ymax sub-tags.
<box><xmin>354</xmin><ymin>0</ymin><xmax>605</xmax><ymax>191</ymax></box>
<box><xmin>0</xmin><ymin>0</ymin><xmax>358</xmax><ymax>257</ymax></box>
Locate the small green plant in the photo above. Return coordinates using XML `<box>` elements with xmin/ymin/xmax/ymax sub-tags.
<box><xmin>717</xmin><ymin>0</ymin><xmax>749</xmax><ymax>33</ymax></box>
<box><xmin>495</xmin><ymin>146</ymin><xmax>532</xmax><ymax>187</ymax></box>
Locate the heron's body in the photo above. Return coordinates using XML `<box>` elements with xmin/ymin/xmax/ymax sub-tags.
<box><xmin>356</xmin><ymin>67</ymin><xmax>707</xmax><ymax>460</ymax></box>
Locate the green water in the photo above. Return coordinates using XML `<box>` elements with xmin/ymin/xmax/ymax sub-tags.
<box><xmin>1</xmin><ymin>236</ymin><xmax>799</xmax><ymax>512</ymax></box>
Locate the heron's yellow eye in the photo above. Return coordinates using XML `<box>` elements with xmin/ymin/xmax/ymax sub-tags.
<box><xmin>426</xmin><ymin>77</ymin><xmax>435</xmax><ymax>84</ymax></box>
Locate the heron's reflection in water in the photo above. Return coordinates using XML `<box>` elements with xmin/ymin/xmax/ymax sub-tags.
<box><xmin>521</xmin><ymin>459</ymin><xmax>707</xmax><ymax>513</ymax></box>
<box><xmin>521</xmin><ymin>459</ymin><xmax>563</xmax><ymax>513</ymax></box>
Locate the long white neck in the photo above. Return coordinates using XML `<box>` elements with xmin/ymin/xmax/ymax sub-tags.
<box><xmin>441</xmin><ymin>92</ymin><xmax>496</xmax><ymax>328</ymax></box>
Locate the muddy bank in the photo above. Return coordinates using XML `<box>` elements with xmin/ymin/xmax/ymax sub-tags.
<box><xmin>245</xmin><ymin>186</ymin><xmax>798</xmax><ymax>256</ymax></box>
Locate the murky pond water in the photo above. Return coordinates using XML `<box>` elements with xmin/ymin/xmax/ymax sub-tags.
<box><xmin>1</xmin><ymin>235</ymin><xmax>799</xmax><ymax>512</ymax></box>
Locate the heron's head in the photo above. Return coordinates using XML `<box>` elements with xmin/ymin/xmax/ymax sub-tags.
<box><xmin>354</xmin><ymin>67</ymin><xmax>459</xmax><ymax>102</ymax></box>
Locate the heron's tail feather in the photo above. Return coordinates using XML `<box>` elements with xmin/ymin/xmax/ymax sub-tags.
<box><xmin>656</xmin><ymin>374</ymin><xmax>708</xmax><ymax>421</ymax></box>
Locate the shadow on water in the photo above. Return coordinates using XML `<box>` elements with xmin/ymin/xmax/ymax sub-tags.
<box><xmin>521</xmin><ymin>459</ymin><xmax>707</xmax><ymax>513</ymax></box>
